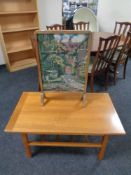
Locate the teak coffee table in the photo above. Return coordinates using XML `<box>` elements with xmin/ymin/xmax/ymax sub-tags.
<box><xmin>5</xmin><ymin>92</ymin><xmax>126</xmax><ymax>160</ymax></box>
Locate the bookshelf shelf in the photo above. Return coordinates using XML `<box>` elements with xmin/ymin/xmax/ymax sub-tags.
<box><xmin>0</xmin><ymin>0</ymin><xmax>39</xmax><ymax>71</ymax></box>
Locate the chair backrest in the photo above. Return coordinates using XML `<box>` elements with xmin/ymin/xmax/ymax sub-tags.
<box><xmin>73</xmin><ymin>21</ymin><xmax>90</xmax><ymax>30</ymax></box>
<box><xmin>116</xmin><ymin>31</ymin><xmax>131</xmax><ymax>64</ymax></box>
<box><xmin>34</xmin><ymin>30</ymin><xmax>92</xmax><ymax>93</ymax></box>
<box><xmin>46</xmin><ymin>24</ymin><xmax>65</xmax><ymax>30</ymax></box>
<box><xmin>91</xmin><ymin>35</ymin><xmax>121</xmax><ymax>74</ymax></box>
<box><xmin>114</xmin><ymin>22</ymin><xmax>131</xmax><ymax>40</ymax></box>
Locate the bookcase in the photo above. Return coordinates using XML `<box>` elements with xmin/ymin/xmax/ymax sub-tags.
<box><xmin>0</xmin><ymin>0</ymin><xmax>39</xmax><ymax>72</ymax></box>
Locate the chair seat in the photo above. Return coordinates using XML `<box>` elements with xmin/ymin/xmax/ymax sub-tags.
<box><xmin>112</xmin><ymin>51</ymin><xmax>120</xmax><ymax>63</ymax></box>
<box><xmin>88</xmin><ymin>56</ymin><xmax>109</xmax><ymax>73</ymax></box>
<box><xmin>88</xmin><ymin>62</ymin><xmax>109</xmax><ymax>73</ymax></box>
<box><xmin>112</xmin><ymin>51</ymin><xmax>127</xmax><ymax>64</ymax></box>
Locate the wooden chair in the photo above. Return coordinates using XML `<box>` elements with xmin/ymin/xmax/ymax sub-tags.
<box><xmin>114</xmin><ymin>22</ymin><xmax>131</xmax><ymax>40</ymax></box>
<box><xmin>88</xmin><ymin>35</ymin><xmax>121</xmax><ymax>92</ymax></box>
<box><xmin>73</xmin><ymin>21</ymin><xmax>90</xmax><ymax>30</ymax></box>
<box><xmin>110</xmin><ymin>31</ymin><xmax>131</xmax><ymax>84</ymax></box>
<box><xmin>46</xmin><ymin>24</ymin><xmax>65</xmax><ymax>30</ymax></box>
<box><xmin>112</xmin><ymin>22</ymin><xmax>131</xmax><ymax>83</ymax></box>
<box><xmin>33</xmin><ymin>30</ymin><xmax>92</xmax><ymax>106</ymax></box>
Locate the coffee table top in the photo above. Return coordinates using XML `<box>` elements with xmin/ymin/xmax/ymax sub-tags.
<box><xmin>5</xmin><ymin>92</ymin><xmax>126</xmax><ymax>135</ymax></box>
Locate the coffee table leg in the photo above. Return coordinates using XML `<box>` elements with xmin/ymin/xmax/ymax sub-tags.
<box><xmin>98</xmin><ymin>135</ymin><xmax>109</xmax><ymax>160</ymax></box>
<box><xmin>21</xmin><ymin>134</ymin><xmax>32</xmax><ymax>158</ymax></box>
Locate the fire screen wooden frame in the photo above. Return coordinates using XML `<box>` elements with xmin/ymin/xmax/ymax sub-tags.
<box><xmin>34</xmin><ymin>30</ymin><xmax>92</xmax><ymax>106</ymax></box>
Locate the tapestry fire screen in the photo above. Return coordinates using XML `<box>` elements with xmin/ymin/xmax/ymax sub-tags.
<box><xmin>35</xmin><ymin>31</ymin><xmax>92</xmax><ymax>93</ymax></box>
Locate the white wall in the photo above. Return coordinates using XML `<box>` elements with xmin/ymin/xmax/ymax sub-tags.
<box><xmin>37</xmin><ymin>0</ymin><xmax>62</xmax><ymax>30</ymax></box>
<box><xmin>97</xmin><ymin>0</ymin><xmax>131</xmax><ymax>32</ymax></box>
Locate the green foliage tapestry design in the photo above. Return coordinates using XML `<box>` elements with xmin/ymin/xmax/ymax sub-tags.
<box><xmin>37</xmin><ymin>33</ymin><xmax>89</xmax><ymax>91</ymax></box>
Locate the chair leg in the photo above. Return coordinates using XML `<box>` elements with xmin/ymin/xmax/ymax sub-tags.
<box><xmin>123</xmin><ymin>58</ymin><xmax>128</xmax><ymax>79</ymax></box>
<box><xmin>109</xmin><ymin>65</ymin><xmax>117</xmax><ymax>85</ymax></box>
<box><xmin>90</xmin><ymin>76</ymin><xmax>94</xmax><ymax>92</ymax></box>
